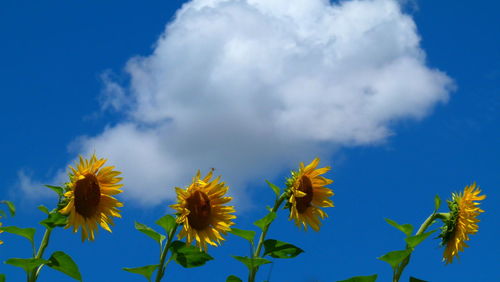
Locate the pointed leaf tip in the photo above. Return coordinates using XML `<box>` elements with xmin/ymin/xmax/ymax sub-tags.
<box><xmin>229</xmin><ymin>228</ymin><xmax>256</xmax><ymax>243</ymax></box>
<box><xmin>337</xmin><ymin>274</ymin><xmax>378</xmax><ymax>282</ymax></box>
<box><xmin>47</xmin><ymin>251</ymin><xmax>82</xmax><ymax>281</ymax></box>
<box><xmin>134</xmin><ymin>222</ymin><xmax>166</xmax><ymax>245</ymax></box>
<box><xmin>434</xmin><ymin>195</ymin><xmax>441</xmax><ymax>211</ymax></box>
<box><xmin>254</xmin><ymin>212</ymin><xmax>277</xmax><ymax>231</ymax></box>
<box><xmin>123</xmin><ymin>265</ymin><xmax>158</xmax><ymax>281</ymax></box>
<box><xmin>384</xmin><ymin>218</ymin><xmax>413</xmax><ymax>237</ymax></box>
<box><xmin>263</xmin><ymin>239</ymin><xmax>303</xmax><ymax>259</ymax></box>
<box><xmin>265</xmin><ymin>180</ymin><xmax>280</xmax><ymax>197</ymax></box>
<box><xmin>0</xmin><ymin>201</ymin><xmax>15</xmax><ymax>216</ymax></box>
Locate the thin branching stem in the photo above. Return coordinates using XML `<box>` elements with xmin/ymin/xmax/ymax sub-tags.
<box><xmin>29</xmin><ymin>228</ymin><xmax>52</xmax><ymax>282</ymax></box>
<box><xmin>393</xmin><ymin>212</ymin><xmax>440</xmax><ymax>282</ymax></box>
<box><xmin>155</xmin><ymin>223</ymin><xmax>179</xmax><ymax>282</ymax></box>
<box><xmin>248</xmin><ymin>192</ymin><xmax>288</xmax><ymax>282</ymax></box>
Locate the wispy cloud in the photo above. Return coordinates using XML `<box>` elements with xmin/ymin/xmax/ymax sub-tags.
<box><xmin>21</xmin><ymin>0</ymin><xmax>453</xmax><ymax>207</ymax></box>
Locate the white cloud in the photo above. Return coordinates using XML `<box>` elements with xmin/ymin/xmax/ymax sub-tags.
<box><xmin>22</xmin><ymin>0</ymin><xmax>454</xmax><ymax>206</ymax></box>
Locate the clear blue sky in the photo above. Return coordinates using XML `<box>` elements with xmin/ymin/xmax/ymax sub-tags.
<box><xmin>1</xmin><ymin>0</ymin><xmax>498</xmax><ymax>281</ymax></box>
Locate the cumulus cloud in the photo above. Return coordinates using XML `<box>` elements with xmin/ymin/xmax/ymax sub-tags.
<box><xmin>24</xmin><ymin>0</ymin><xmax>454</xmax><ymax>206</ymax></box>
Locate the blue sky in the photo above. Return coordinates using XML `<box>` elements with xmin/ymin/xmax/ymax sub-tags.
<box><xmin>0</xmin><ymin>0</ymin><xmax>498</xmax><ymax>281</ymax></box>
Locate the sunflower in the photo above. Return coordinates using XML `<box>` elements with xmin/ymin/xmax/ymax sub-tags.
<box><xmin>0</xmin><ymin>219</ymin><xmax>3</xmax><ymax>245</ymax></box>
<box><xmin>287</xmin><ymin>158</ymin><xmax>334</xmax><ymax>231</ymax></box>
<box><xmin>170</xmin><ymin>170</ymin><xmax>236</xmax><ymax>251</ymax></box>
<box><xmin>60</xmin><ymin>154</ymin><xmax>124</xmax><ymax>241</ymax></box>
<box><xmin>439</xmin><ymin>183</ymin><xmax>485</xmax><ymax>263</ymax></box>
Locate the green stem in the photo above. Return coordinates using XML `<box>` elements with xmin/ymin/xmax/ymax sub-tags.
<box><xmin>29</xmin><ymin>228</ymin><xmax>53</xmax><ymax>282</ymax></box>
<box><xmin>248</xmin><ymin>193</ymin><xmax>287</xmax><ymax>282</ymax></box>
<box><xmin>155</xmin><ymin>223</ymin><xmax>179</xmax><ymax>282</ymax></box>
<box><xmin>393</xmin><ymin>213</ymin><xmax>438</xmax><ymax>282</ymax></box>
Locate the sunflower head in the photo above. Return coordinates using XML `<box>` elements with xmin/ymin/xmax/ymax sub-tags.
<box><xmin>286</xmin><ymin>158</ymin><xmax>334</xmax><ymax>231</ymax></box>
<box><xmin>170</xmin><ymin>170</ymin><xmax>236</xmax><ymax>251</ymax></box>
<box><xmin>60</xmin><ymin>154</ymin><xmax>124</xmax><ymax>242</ymax></box>
<box><xmin>439</xmin><ymin>183</ymin><xmax>485</xmax><ymax>264</ymax></box>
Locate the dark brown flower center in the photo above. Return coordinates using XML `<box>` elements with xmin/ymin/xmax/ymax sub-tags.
<box><xmin>186</xmin><ymin>190</ymin><xmax>212</xmax><ymax>230</ymax></box>
<box><xmin>74</xmin><ymin>174</ymin><xmax>101</xmax><ymax>218</ymax></box>
<box><xmin>296</xmin><ymin>175</ymin><xmax>313</xmax><ymax>214</ymax></box>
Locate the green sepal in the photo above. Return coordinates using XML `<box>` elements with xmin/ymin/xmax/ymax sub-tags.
<box><xmin>155</xmin><ymin>215</ymin><xmax>176</xmax><ymax>235</ymax></box>
<box><xmin>226</xmin><ymin>275</ymin><xmax>243</xmax><ymax>282</ymax></box>
<box><xmin>337</xmin><ymin>274</ymin><xmax>378</xmax><ymax>282</ymax></box>
<box><xmin>0</xmin><ymin>226</ymin><xmax>36</xmax><ymax>246</ymax></box>
<box><xmin>47</xmin><ymin>251</ymin><xmax>82</xmax><ymax>281</ymax></box>
<box><xmin>123</xmin><ymin>264</ymin><xmax>158</xmax><ymax>281</ymax></box>
<box><xmin>434</xmin><ymin>195</ymin><xmax>441</xmax><ymax>212</ymax></box>
<box><xmin>5</xmin><ymin>258</ymin><xmax>49</xmax><ymax>273</ymax></box>
<box><xmin>0</xmin><ymin>201</ymin><xmax>15</xmax><ymax>216</ymax></box>
<box><xmin>263</xmin><ymin>239</ymin><xmax>303</xmax><ymax>259</ymax></box>
<box><xmin>134</xmin><ymin>222</ymin><xmax>166</xmax><ymax>245</ymax></box>
<box><xmin>405</xmin><ymin>230</ymin><xmax>436</xmax><ymax>249</ymax></box>
<box><xmin>384</xmin><ymin>218</ymin><xmax>413</xmax><ymax>237</ymax></box>
<box><xmin>43</xmin><ymin>185</ymin><xmax>64</xmax><ymax>197</ymax></box>
<box><xmin>40</xmin><ymin>211</ymin><xmax>68</xmax><ymax>229</ymax></box>
<box><xmin>229</xmin><ymin>228</ymin><xmax>256</xmax><ymax>243</ymax></box>
<box><xmin>232</xmin><ymin>256</ymin><xmax>271</xmax><ymax>271</ymax></box>
<box><xmin>377</xmin><ymin>249</ymin><xmax>412</xmax><ymax>270</ymax></box>
<box><xmin>410</xmin><ymin>277</ymin><xmax>428</xmax><ymax>282</ymax></box>
<box><xmin>254</xmin><ymin>212</ymin><xmax>277</xmax><ymax>231</ymax></box>
<box><xmin>0</xmin><ymin>274</ymin><xmax>5</xmax><ymax>282</ymax></box>
<box><xmin>170</xmin><ymin>241</ymin><xmax>213</xmax><ymax>268</ymax></box>
<box><xmin>265</xmin><ymin>180</ymin><xmax>280</xmax><ymax>198</ymax></box>
<box><xmin>438</xmin><ymin>200</ymin><xmax>459</xmax><ymax>246</ymax></box>
<box><xmin>0</xmin><ymin>210</ymin><xmax>6</xmax><ymax>218</ymax></box>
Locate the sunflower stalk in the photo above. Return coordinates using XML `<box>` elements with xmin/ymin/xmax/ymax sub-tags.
<box><xmin>155</xmin><ymin>222</ymin><xmax>179</xmax><ymax>282</ymax></box>
<box><xmin>28</xmin><ymin>228</ymin><xmax>52</xmax><ymax>282</ymax></box>
<box><xmin>392</xmin><ymin>212</ymin><xmax>438</xmax><ymax>282</ymax></box>
<box><xmin>248</xmin><ymin>192</ymin><xmax>288</xmax><ymax>282</ymax></box>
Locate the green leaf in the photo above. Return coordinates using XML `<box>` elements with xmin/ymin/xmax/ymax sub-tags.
<box><xmin>265</xmin><ymin>180</ymin><xmax>280</xmax><ymax>198</ymax></box>
<box><xmin>47</xmin><ymin>251</ymin><xmax>82</xmax><ymax>281</ymax></box>
<box><xmin>123</xmin><ymin>265</ymin><xmax>158</xmax><ymax>281</ymax></box>
<box><xmin>229</xmin><ymin>228</ymin><xmax>256</xmax><ymax>243</ymax></box>
<box><xmin>0</xmin><ymin>210</ymin><xmax>6</xmax><ymax>218</ymax></box>
<box><xmin>337</xmin><ymin>274</ymin><xmax>378</xmax><ymax>282</ymax></box>
<box><xmin>434</xmin><ymin>195</ymin><xmax>441</xmax><ymax>211</ymax></box>
<box><xmin>170</xmin><ymin>241</ymin><xmax>213</xmax><ymax>268</ymax></box>
<box><xmin>40</xmin><ymin>211</ymin><xmax>68</xmax><ymax>229</ymax></box>
<box><xmin>38</xmin><ymin>205</ymin><xmax>50</xmax><ymax>215</ymax></box>
<box><xmin>410</xmin><ymin>277</ymin><xmax>428</xmax><ymax>282</ymax></box>
<box><xmin>0</xmin><ymin>226</ymin><xmax>36</xmax><ymax>245</ymax></box>
<box><xmin>226</xmin><ymin>275</ymin><xmax>243</xmax><ymax>282</ymax></box>
<box><xmin>44</xmin><ymin>185</ymin><xmax>64</xmax><ymax>197</ymax></box>
<box><xmin>263</xmin><ymin>239</ymin><xmax>303</xmax><ymax>259</ymax></box>
<box><xmin>254</xmin><ymin>212</ymin><xmax>277</xmax><ymax>231</ymax></box>
<box><xmin>0</xmin><ymin>201</ymin><xmax>15</xmax><ymax>216</ymax></box>
<box><xmin>5</xmin><ymin>258</ymin><xmax>49</xmax><ymax>273</ymax></box>
<box><xmin>384</xmin><ymin>218</ymin><xmax>414</xmax><ymax>237</ymax></box>
<box><xmin>377</xmin><ymin>250</ymin><xmax>412</xmax><ymax>270</ymax></box>
<box><xmin>0</xmin><ymin>274</ymin><xmax>5</xmax><ymax>282</ymax></box>
<box><xmin>405</xmin><ymin>230</ymin><xmax>436</xmax><ymax>249</ymax></box>
<box><xmin>135</xmin><ymin>222</ymin><xmax>166</xmax><ymax>245</ymax></box>
<box><xmin>232</xmin><ymin>256</ymin><xmax>271</xmax><ymax>271</ymax></box>
<box><xmin>155</xmin><ymin>215</ymin><xmax>176</xmax><ymax>235</ymax></box>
